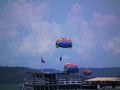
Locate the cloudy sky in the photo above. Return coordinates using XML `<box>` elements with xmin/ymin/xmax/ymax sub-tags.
<box><xmin>0</xmin><ymin>0</ymin><xmax>120</xmax><ymax>70</ymax></box>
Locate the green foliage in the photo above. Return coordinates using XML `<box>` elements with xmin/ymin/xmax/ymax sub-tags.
<box><xmin>0</xmin><ymin>66</ymin><xmax>32</xmax><ymax>84</ymax></box>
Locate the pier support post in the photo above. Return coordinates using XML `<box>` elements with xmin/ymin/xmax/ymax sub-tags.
<box><xmin>97</xmin><ymin>84</ymin><xmax>100</xmax><ymax>89</ymax></box>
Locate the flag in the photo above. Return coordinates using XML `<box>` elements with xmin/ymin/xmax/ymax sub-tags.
<box><xmin>41</xmin><ymin>57</ymin><xmax>45</xmax><ymax>63</ymax></box>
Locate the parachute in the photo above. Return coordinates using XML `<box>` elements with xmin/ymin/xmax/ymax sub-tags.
<box><xmin>56</xmin><ymin>37</ymin><xmax>72</xmax><ymax>48</ymax></box>
<box><xmin>64</xmin><ymin>63</ymin><xmax>79</xmax><ymax>73</ymax></box>
<box><xmin>83</xmin><ymin>68</ymin><xmax>91</xmax><ymax>76</ymax></box>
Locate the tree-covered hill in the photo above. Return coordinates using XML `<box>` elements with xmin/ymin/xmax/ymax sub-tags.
<box><xmin>0</xmin><ymin>66</ymin><xmax>32</xmax><ymax>84</ymax></box>
<box><xmin>0</xmin><ymin>66</ymin><xmax>60</xmax><ymax>84</ymax></box>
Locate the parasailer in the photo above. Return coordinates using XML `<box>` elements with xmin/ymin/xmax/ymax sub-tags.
<box><xmin>56</xmin><ymin>37</ymin><xmax>72</xmax><ymax>48</ymax></box>
<box><xmin>60</xmin><ymin>56</ymin><xmax>62</xmax><ymax>62</ymax></box>
<box><xmin>64</xmin><ymin>63</ymin><xmax>79</xmax><ymax>73</ymax></box>
<box><xmin>83</xmin><ymin>68</ymin><xmax>91</xmax><ymax>76</ymax></box>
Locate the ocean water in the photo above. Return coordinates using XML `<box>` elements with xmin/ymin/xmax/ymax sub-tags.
<box><xmin>0</xmin><ymin>84</ymin><xmax>19</xmax><ymax>90</ymax></box>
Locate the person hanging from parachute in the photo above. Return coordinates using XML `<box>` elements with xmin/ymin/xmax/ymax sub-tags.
<box><xmin>60</xmin><ymin>56</ymin><xmax>62</xmax><ymax>62</ymax></box>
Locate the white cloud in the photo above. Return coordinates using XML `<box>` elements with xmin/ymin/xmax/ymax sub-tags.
<box><xmin>67</xmin><ymin>3</ymin><xmax>82</xmax><ymax>18</ymax></box>
<box><xmin>0</xmin><ymin>0</ymin><xmax>61</xmax><ymax>56</ymax></box>
<box><xmin>103</xmin><ymin>34</ymin><xmax>120</xmax><ymax>54</ymax></box>
<box><xmin>0</xmin><ymin>0</ymin><xmax>50</xmax><ymax>40</ymax></box>
<box><xmin>0</xmin><ymin>23</ymin><xmax>18</xmax><ymax>40</ymax></box>
<box><xmin>6</xmin><ymin>0</ymin><xmax>49</xmax><ymax>23</ymax></box>
<box><xmin>77</xmin><ymin>48</ymin><xmax>94</xmax><ymax>60</ymax></box>
<box><xmin>16</xmin><ymin>21</ymin><xmax>61</xmax><ymax>55</ymax></box>
<box><xmin>66</xmin><ymin>4</ymin><xmax>94</xmax><ymax>47</ymax></box>
<box><xmin>62</xmin><ymin>55</ymin><xmax>70</xmax><ymax>61</ymax></box>
<box><xmin>66</xmin><ymin>4</ymin><xmax>82</xmax><ymax>29</ymax></box>
<box><xmin>92</xmin><ymin>13</ymin><xmax>116</xmax><ymax>27</ymax></box>
<box><xmin>18</xmin><ymin>33</ymin><xmax>52</xmax><ymax>55</ymax></box>
<box><xmin>65</xmin><ymin>4</ymin><xmax>95</xmax><ymax>60</ymax></box>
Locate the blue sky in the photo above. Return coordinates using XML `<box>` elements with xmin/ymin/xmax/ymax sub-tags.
<box><xmin>0</xmin><ymin>0</ymin><xmax>120</xmax><ymax>70</ymax></box>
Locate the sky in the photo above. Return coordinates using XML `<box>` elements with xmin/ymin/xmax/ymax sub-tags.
<box><xmin>0</xmin><ymin>0</ymin><xmax>120</xmax><ymax>70</ymax></box>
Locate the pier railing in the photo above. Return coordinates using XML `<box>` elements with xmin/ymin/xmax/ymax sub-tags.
<box><xmin>24</xmin><ymin>79</ymin><xmax>82</xmax><ymax>85</ymax></box>
<box><xmin>25</xmin><ymin>79</ymin><xmax>56</xmax><ymax>85</ymax></box>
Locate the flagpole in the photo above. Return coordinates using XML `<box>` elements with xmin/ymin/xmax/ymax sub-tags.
<box><xmin>41</xmin><ymin>61</ymin><xmax>42</xmax><ymax>72</ymax></box>
<box><xmin>40</xmin><ymin>57</ymin><xmax>43</xmax><ymax>72</ymax></box>
<box><xmin>40</xmin><ymin>57</ymin><xmax>45</xmax><ymax>72</ymax></box>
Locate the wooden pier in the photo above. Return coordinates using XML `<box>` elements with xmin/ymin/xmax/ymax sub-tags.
<box><xmin>20</xmin><ymin>71</ymin><xmax>120</xmax><ymax>90</ymax></box>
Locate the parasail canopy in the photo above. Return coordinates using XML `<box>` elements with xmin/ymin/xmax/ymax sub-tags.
<box><xmin>56</xmin><ymin>37</ymin><xmax>72</xmax><ymax>48</ymax></box>
<box><xmin>64</xmin><ymin>63</ymin><xmax>79</xmax><ymax>73</ymax></box>
<box><xmin>83</xmin><ymin>68</ymin><xmax>91</xmax><ymax>76</ymax></box>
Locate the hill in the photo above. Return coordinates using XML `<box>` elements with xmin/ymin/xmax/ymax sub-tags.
<box><xmin>0</xmin><ymin>66</ymin><xmax>59</xmax><ymax>84</ymax></box>
<box><xmin>0</xmin><ymin>66</ymin><xmax>31</xmax><ymax>84</ymax></box>
<box><xmin>0</xmin><ymin>66</ymin><xmax>120</xmax><ymax>84</ymax></box>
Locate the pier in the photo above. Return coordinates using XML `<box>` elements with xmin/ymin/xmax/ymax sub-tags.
<box><xmin>20</xmin><ymin>71</ymin><xmax>120</xmax><ymax>90</ymax></box>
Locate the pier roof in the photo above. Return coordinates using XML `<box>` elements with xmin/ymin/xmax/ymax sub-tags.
<box><xmin>85</xmin><ymin>77</ymin><xmax>120</xmax><ymax>82</ymax></box>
